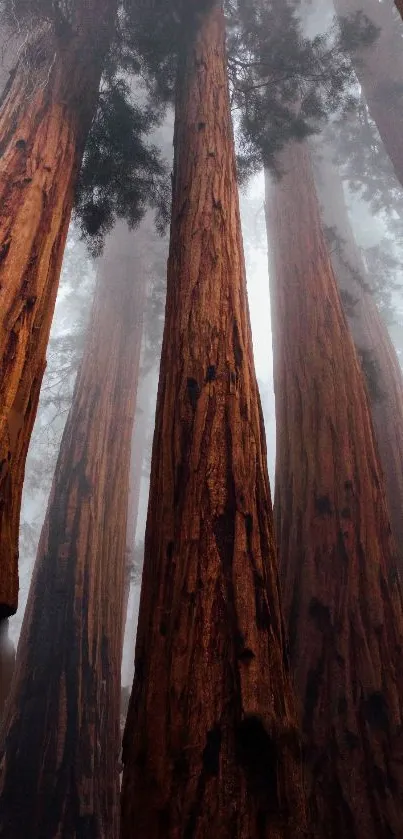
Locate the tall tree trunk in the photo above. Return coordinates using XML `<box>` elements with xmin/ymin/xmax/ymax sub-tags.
<box><xmin>0</xmin><ymin>222</ymin><xmax>144</xmax><ymax>839</ymax></box>
<box><xmin>265</xmin><ymin>139</ymin><xmax>403</xmax><ymax>839</ymax></box>
<box><xmin>121</xmin><ymin>3</ymin><xmax>307</xmax><ymax>837</ymax></box>
<box><xmin>312</xmin><ymin>143</ymin><xmax>403</xmax><ymax>577</ymax></box>
<box><xmin>0</xmin><ymin>2</ymin><xmax>116</xmax><ymax>620</ymax></box>
<box><xmin>333</xmin><ymin>0</ymin><xmax>403</xmax><ymax>189</ymax></box>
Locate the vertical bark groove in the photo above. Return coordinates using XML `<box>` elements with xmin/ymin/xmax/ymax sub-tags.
<box><xmin>121</xmin><ymin>4</ymin><xmax>307</xmax><ymax>838</ymax></box>
<box><xmin>266</xmin><ymin>139</ymin><xmax>403</xmax><ymax>839</ymax></box>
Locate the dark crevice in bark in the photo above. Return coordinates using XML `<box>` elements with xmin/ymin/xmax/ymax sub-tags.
<box><xmin>236</xmin><ymin>716</ymin><xmax>280</xmax><ymax>815</ymax></box>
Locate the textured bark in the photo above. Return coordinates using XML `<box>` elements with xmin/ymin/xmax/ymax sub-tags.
<box><xmin>266</xmin><ymin>139</ymin><xmax>403</xmax><ymax>839</ymax></box>
<box><xmin>0</xmin><ymin>1</ymin><xmax>117</xmax><ymax>619</ymax></box>
<box><xmin>121</xmin><ymin>4</ymin><xmax>307</xmax><ymax>838</ymax></box>
<box><xmin>334</xmin><ymin>0</ymin><xmax>403</xmax><ymax>189</ymax></box>
<box><xmin>396</xmin><ymin>0</ymin><xmax>403</xmax><ymax>21</ymax></box>
<box><xmin>313</xmin><ymin>144</ymin><xmax>403</xmax><ymax>577</ymax></box>
<box><xmin>0</xmin><ymin>222</ymin><xmax>144</xmax><ymax>839</ymax></box>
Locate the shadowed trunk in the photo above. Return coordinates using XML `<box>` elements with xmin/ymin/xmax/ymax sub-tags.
<box><xmin>0</xmin><ymin>2</ymin><xmax>116</xmax><ymax>619</ymax></box>
<box><xmin>121</xmin><ymin>3</ymin><xmax>307</xmax><ymax>837</ymax></box>
<box><xmin>334</xmin><ymin>0</ymin><xmax>403</xmax><ymax>189</ymax></box>
<box><xmin>0</xmin><ymin>622</ymin><xmax>15</xmax><ymax>724</ymax></box>
<box><xmin>265</xmin><ymin>139</ymin><xmax>403</xmax><ymax>839</ymax></box>
<box><xmin>0</xmin><ymin>222</ymin><xmax>144</xmax><ymax>839</ymax></box>
<box><xmin>313</xmin><ymin>143</ymin><xmax>403</xmax><ymax>577</ymax></box>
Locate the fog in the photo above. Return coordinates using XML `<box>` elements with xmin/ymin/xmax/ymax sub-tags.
<box><xmin>9</xmin><ymin>172</ymin><xmax>277</xmax><ymax>680</ymax></box>
<box><xmin>6</xmin><ymin>0</ymin><xmax>403</xmax><ymax>682</ymax></box>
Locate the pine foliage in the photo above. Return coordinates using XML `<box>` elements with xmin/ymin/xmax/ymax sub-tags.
<box><xmin>229</xmin><ymin>0</ymin><xmax>376</xmax><ymax>176</ymax></box>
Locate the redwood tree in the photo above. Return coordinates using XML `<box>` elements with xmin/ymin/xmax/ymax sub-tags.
<box><xmin>0</xmin><ymin>221</ymin><xmax>145</xmax><ymax>838</ymax></box>
<box><xmin>313</xmin><ymin>143</ymin><xmax>403</xmax><ymax>577</ymax></box>
<box><xmin>266</xmin><ymin>138</ymin><xmax>403</xmax><ymax>838</ymax></box>
<box><xmin>121</xmin><ymin>2</ymin><xmax>307</xmax><ymax>837</ymax></box>
<box><xmin>0</xmin><ymin>0</ymin><xmax>117</xmax><ymax>619</ymax></box>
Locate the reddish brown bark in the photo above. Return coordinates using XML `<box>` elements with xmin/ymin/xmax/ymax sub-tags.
<box><xmin>313</xmin><ymin>144</ymin><xmax>403</xmax><ymax>576</ymax></box>
<box><xmin>121</xmin><ymin>4</ymin><xmax>307</xmax><ymax>838</ymax></box>
<box><xmin>0</xmin><ymin>223</ymin><xmax>143</xmax><ymax>838</ymax></box>
<box><xmin>265</xmin><ymin>139</ymin><xmax>403</xmax><ymax>838</ymax></box>
<box><xmin>334</xmin><ymin>0</ymin><xmax>403</xmax><ymax>189</ymax></box>
<box><xmin>0</xmin><ymin>2</ymin><xmax>117</xmax><ymax>619</ymax></box>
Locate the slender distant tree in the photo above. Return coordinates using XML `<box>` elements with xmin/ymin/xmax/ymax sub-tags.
<box><xmin>266</xmin><ymin>138</ymin><xmax>403</xmax><ymax>838</ymax></box>
<box><xmin>0</xmin><ymin>0</ymin><xmax>165</xmax><ymax>620</ymax></box>
<box><xmin>0</xmin><ymin>222</ymin><xmax>146</xmax><ymax>838</ymax></box>
<box><xmin>313</xmin><ymin>143</ymin><xmax>403</xmax><ymax>577</ymax></box>
<box><xmin>121</xmin><ymin>1</ymin><xmax>308</xmax><ymax>836</ymax></box>
<box><xmin>333</xmin><ymin>0</ymin><xmax>403</xmax><ymax>190</ymax></box>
